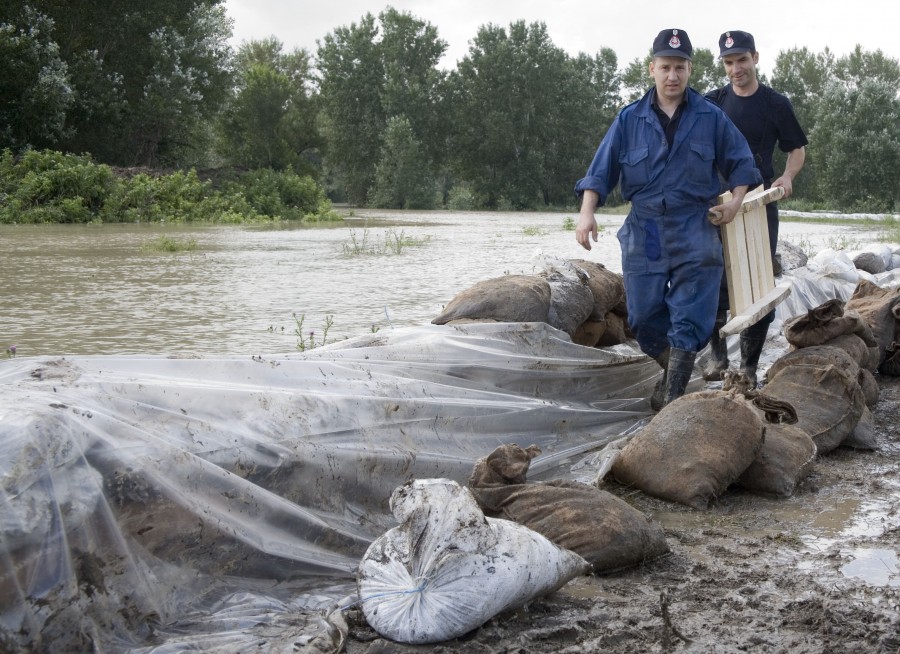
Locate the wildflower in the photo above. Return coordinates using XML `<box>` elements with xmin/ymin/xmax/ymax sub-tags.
<box><xmin>6</xmin><ymin>345</ymin><xmax>16</xmax><ymax>358</ymax></box>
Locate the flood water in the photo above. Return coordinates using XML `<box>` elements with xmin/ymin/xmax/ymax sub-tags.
<box><xmin>0</xmin><ymin>209</ymin><xmax>866</xmax><ymax>357</ymax></box>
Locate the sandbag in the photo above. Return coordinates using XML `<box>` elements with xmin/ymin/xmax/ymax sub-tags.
<box><xmin>356</xmin><ymin>478</ymin><xmax>589</xmax><ymax>644</ymax></box>
<box><xmin>824</xmin><ymin>332</ymin><xmax>881</xmax><ymax>373</ymax></box>
<box><xmin>762</xmin><ymin>364</ymin><xmax>866</xmax><ymax>454</ymax></box>
<box><xmin>853</xmin><ymin>251</ymin><xmax>886</xmax><ymax>275</ymax></box>
<box><xmin>572</xmin><ymin>319</ymin><xmax>607</xmax><ymax>347</ymax></box>
<box><xmin>432</xmin><ymin>275</ymin><xmax>551</xmax><ymax>325</ymax></box>
<box><xmin>541</xmin><ymin>264</ymin><xmax>594</xmax><ymax>337</ymax></box>
<box><xmin>765</xmin><ymin>344</ymin><xmax>860</xmax><ymax>385</ymax></box>
<box><xmin>596</xmin><ymin>311</ymin><xmax>632</xmax><ymax>347</ymax></box>
<box><xmin>783</xmin><ymin>300</ymin><xmax>876</xmax><ymax>349</ymax></box>
<box><xmin>610</xmin><ymin>391</ymin><xmax>766</xmax><ymax>509</ymax></box>
<box><xmin>857</xmin><ymin>367</ymin><xmax>880</xmax><ymax>408</ymax></box>
<box><xmin>569</xmin><ymin>259</ymin><xmax>627</xmax><ymax>321</ymax></box>
<box><xmin>845</xmin><ymin>279</ymin><xmax>900</xmax><ymax>364</ymax></box>
<box><xmin>734</xmin><ymin>422</ymin><xmax>817</xmax><ymax>498</ymax></box>
<box><xmin>879</xmin><ymin>341</ymin><xmax>900</xmax><ymax>377</ymax></box>
<box><xmin>467</xmin><ymin>444</ymin><xmax>669</xmax><ymax>574</ymax></box>
<box><xmin>841</xmin><ymin>405</ymin><xmax>878</xmax><ymax>450</ymax></box>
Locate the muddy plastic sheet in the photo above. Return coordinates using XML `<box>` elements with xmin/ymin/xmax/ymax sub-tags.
<box><xmin>1</xmin><ymin>269</ymin><xmax>893</xmax><ymax>652</ymax></box>
<box><xmin>0</xmin><ymin>322</ymin><xmax>658</xmax><ymax>652</ymax></box>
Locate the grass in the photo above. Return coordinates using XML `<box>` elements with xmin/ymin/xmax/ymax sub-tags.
<box><xmin>342</xmin><ymin>225</ymin><xmax>430</xmax><ymax>256</ymax></box>
<box><xmin>142</xmin><ymin>235</ymin><xmax>198</xmax><ymax>253</ymax></box>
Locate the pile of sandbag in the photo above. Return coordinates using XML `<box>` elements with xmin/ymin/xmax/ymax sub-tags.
<box><xmin>598</xmin><ymin>286</ymin><xmax>899</xmax><ymax>509</ymax></box>
<box><xmin>600</xmin><ymin>389</ymin><xmax>804</xmax><ymax>508</ymax></box>
<box><xmin>466</xmin><ymin>443</ymin><xmax>670</xmax><ymax>574</ymax></box>
<box><xmin>432</xmin><ymin>258</ymin><xmax>632</xmax><ymax>347</ymax></box>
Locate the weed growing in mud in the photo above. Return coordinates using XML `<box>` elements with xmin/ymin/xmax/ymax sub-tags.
<box><xmin>5</xmin><ymin>345</ymin><xmax>16</xmax><ymax>358</ymax></box>
<box><xmin>342</xmin><ymin>225</ymin><xmax>429</xmax><ymax>256</ymax></box>
<box><xmin>562</xmin><ymin>217</ymin><xmax>575</xmax><ymax>231</ymax></box>
<box><xmin>522</xmin><ymin>226</ymin><xmax>548</xmax><ymax>236</ymax></box>
<box><xmin>293</xmin><ymin>312</ymin><xmax>334</xmax><ymax>351</ymax></box>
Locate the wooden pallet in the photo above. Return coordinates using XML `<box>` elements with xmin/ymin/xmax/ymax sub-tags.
<box><xmin>713</xmin><ymin>184</ymin><xmax>792</xmax><ymax>336</ymax></box>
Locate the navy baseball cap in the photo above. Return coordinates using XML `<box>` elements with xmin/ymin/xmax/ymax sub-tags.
<box><xmin>652</xmin><ymin>28</ymin><xmax>692</xmax><ymax>59</ymax></box>
<box><xmin>719</xmin><ymin>30</ymin><xmax>756</xmax><ymax>56</ymax></box>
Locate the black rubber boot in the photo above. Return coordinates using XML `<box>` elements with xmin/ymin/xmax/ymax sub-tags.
<box><xmin>739</xmin><ymin>334</ymin><xmax>766</xmax><ymax>388</ymax></box>
<box><xmin>649</xmin><ymin>348</ymin><xmax>670</xmax><ymax>412</ymax></box>
<box><xmin>664</xmin><ymin>348</ymin><xmax>697</xmax><ymax>406</ymax></box>
<box><xmin>702</xmin><ymin>311</ymin><xmax>729</xmax><ymax>381</ymax></box>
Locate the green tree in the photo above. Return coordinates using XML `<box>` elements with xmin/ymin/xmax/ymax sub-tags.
<box><xmin>370</xmin><ymin>116</ymin><xmax>435</xmax><ymax>208</ymax></box>
<box><xmin>316</xmin><ymin>8</ymin><xmax>446</xmax><ymax>205</ymax></box>
<box><xmin>810</xmin><ymin>78</ymin><xmax>900</xmax><ymax>212</ymax></box>
<box><xmin>0</xmin><ymin>7</ymin><xmax>73</xmax><ymax>150</ymax></box>
<box><xmin>218</xmin><ymin>38</ymin><xmax>321</xmax><ymax>172</ymax></box>
<box><xmin>0</xmin><ymin>0</ymin><xmax>234</xmax><ymax>166</ymax></box>
<box><xmin>448</xmin><ymin>21</ymin><xmax>586</xmax><ymax>209</ymax></box>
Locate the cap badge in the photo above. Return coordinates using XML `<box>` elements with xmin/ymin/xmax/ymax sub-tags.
<box><xmin>725</xmin><ymin>35</ymin><xmax>734</xmax><ymax>48</ymax></box>
<box><xmin>669</xmin><ymin>35</ymin><xmax>682</xmax><ymax>49</ymax></box>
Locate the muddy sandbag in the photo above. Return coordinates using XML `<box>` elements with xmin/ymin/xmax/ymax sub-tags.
<box><xmin>610</xmin><ymin>391</ymin><xmax>765</xmax><ymax>509</ymax></box>
<box><xmin>857</xmin><ymin>367</ymin><xmax>880</xmax><ymax>408</ymax></box>
<box><xmin>432</xmin><ymin>275</ymin><xmax>551</xmax><ymax>325</ymax></box>
<box><xmin>776</xmin><ymin>240</ymin><xmax>808</xmax><ymax>273</ymax></box>
<box><xmin>783</xmin><ymin>300</ymin><xmax>876</xmax><ymax>349</ymax></box>
<box><xmin>841</xmin><ymin>405</ymin><xmax>878</xmax><ymax>450</ymax></box>
<box><xmin>572</xmin><ymin>319</ymin><xmax>607</xmax><ymax>347</ymax></box>
<box><xmin>823</xmin><ymin>332</ymin><xmax>880</xmax><ymax>373</ymax></box>
<box><xmin>734</xmin><ymin>422</ymin><xmax>816</xmax><ymax>498</ymax></box>
<box><xmin>569</xmin><ymin>259</ymin><xmax>627</xmax><ymax>320</ymax></box>
<box><xmin>762</xmin><ymin>364</ymin><xmax>866</xmax><ymax>454</ymax></box>
<box><xmin>596</xmin><ymin>311</ymin><xmax>632</xmax><ymax>347</ymax></box>
<box><xmin>541</xmin><ymin>264</ymin><xmax>594</xmax><ymax>337</ymax></box>
<box><xmin>357</xmin><ymin>478</ymin><xmax>589</xmax><ymax>644</ymax></box>
<box><xmin>878</xmin><ymin>341</ymin><xmax>900</xmax><ymax>377</ymax></box>
<box><xmin>852</xmin><ymin>251</ymin><xmax>886</xmax><ymax>275</ymax></box>
<box><xmin>467</xmin><ymin>444</ymin><xmax>669</xmax><ymax>574</ymax></box>
<box><xmin>845</xmin><ymin>279</ymin><xmax>900</xmax><ymax>363</ymax></box>
<box><xmin>765</xmin><ymin>344</ymin><xmax>860</xmax><ymax>385</ymax></box>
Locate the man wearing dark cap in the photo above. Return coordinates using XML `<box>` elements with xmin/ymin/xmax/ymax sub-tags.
<box><xmin>575</xmin><ymin>29</ymin><xmax>762</xmax><ymax>409</ymax></box>
<box><xmin>703</xmin><ymin>30</ymin><xmax>809</xmax><ymax>386</ymax></box>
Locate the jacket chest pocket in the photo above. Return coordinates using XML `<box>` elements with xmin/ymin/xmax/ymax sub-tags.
<box><xmin>619</xmin><ymin>146</ymin><xmax>649</xmax><ymax>188</ymax></box>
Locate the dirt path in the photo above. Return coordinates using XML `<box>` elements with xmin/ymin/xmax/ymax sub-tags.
<box><xmin>344</xmin><ymin>376</ymin><xmax>900</xmax><ymax>653</ymax></box>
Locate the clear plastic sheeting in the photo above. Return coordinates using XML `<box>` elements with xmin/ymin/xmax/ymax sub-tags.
<box><xmin>0</xmin><ymin>322</ymin><xmax>655</xmax><ymax>652</ymax></box>
<box><xmin>1</xmin><ymin>268</ymin><xmax>894</xmax><ymax>652</ymax></box>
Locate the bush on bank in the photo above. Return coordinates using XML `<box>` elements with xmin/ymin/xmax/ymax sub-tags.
<box><xmin>0</xmin><ymin>149</ymin><xmax>340</xmax><ymax>224</ymax></box>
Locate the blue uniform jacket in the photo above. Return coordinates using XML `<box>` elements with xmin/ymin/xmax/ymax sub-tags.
<box><xmin>575</xmin><ymin>86</ymin><xmax>761</xmax><ymax>213</ymax></box>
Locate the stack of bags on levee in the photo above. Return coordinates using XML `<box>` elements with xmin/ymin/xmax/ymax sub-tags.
<box><xmin>432</xmin><ymin>258</ymin><xmax>633</xmax><ymax>347</ymax></box>
<box><xmin>354</xmin><ymin>443</ymin><xmax>673</xmax><ymax>644</ymax></box>
<box><xmin>805</xmin><ymin>242</ymin><xmax>900</xmax><ymax>282</ymax></box>
<box><xmin>599</xmin><ymin>278</ymin><xmax>900</xmax><ymax>509</ymax></box>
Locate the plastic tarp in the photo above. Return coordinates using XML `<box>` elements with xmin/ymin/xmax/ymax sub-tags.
<box><xmin>2</xmin><ymin>267</ymin><xmax>898</xmax><ymax>652</ymax></box>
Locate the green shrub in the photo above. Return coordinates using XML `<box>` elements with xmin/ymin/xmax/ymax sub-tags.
<box><xmin>229</xmin><ymin>167</ymin><xmax>337</xmax><ymax>220</ymax></box>
<box><xmin>0</xmin><ymin>149</ymin><xmax>116</xmax><ymax>223</ymax></box>
<box><xmin>446</xmin><ymin>183</ymin><xmax>475</xmax><ymax>211</ymax></box>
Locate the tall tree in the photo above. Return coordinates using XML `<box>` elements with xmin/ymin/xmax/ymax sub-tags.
<box><xmin>316</xmin><ymin>8</ymin><xmax>446</xmax><ymax>205</ymax></box>
<box><xmin>448</xmin><ymin>21</ymin><xmax>586</xmax><ymax>209</ymax></box>
<box><xmin>218</xmin><ymin>38</ymin><xmax>321</xmax><ymax>172</ymax></box>
<box><xmin>0</xmin><ymin>7</ymin><xmax>73</xmax><ymax>150</ymax></box>
<box><xmin>370</xmin><ymin>115</ymin><xmax>435</xmax><ymax>208</ymax></box>
<box><xmin>0</xmin><ymin>0</ymin><xmax>233</xmax><ymax>166</ymax></box>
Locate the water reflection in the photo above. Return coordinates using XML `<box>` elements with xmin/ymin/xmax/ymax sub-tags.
<box><xmin>0</xmin><ymin>210</ymin><xmax>862</xmax><ymax>357</ymax></box>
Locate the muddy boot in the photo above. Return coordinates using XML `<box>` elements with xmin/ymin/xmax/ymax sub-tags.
<box><xmin>664</xmin><ymin>348</ymin><xmax>697</xmax><ymax>406</ymax></box>
<box><xmin>739</xmin><ymin>335</ymin><xmax>766</xmax><ymax>388</ymax></box>
<box><xmin>649</xmin><ymin>348</ymin><xmax>670</xmax><ymax>412</ymax></box>
<box><xmin>702</xmin><ymin>311</ymin><xmax>729</xmax><ymax>381</ymax></box>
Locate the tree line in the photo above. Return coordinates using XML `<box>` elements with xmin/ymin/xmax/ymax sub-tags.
<box><xmin>3</xmin><ymin>1</ymin><xmax>899</xmax><ymax>217</ymax></box>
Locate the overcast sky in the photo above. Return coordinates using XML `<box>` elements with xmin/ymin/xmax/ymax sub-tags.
<box><xmin>223</xmin><ymin>0</ymin><xmax>895</xmax><ymax>77</ymax></box>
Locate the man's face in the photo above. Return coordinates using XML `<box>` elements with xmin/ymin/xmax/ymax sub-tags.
<box><xmin>649</xmin><ymin>57</ymin><xmax>692</xmax><ymax>101</ymax></box>
<box><xmin>722</xmin><ymin>51</ymin><xmax>759</xmax><ymax>89</ymax></box>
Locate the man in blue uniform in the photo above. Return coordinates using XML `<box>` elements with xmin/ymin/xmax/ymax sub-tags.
<box><xmin>575</xmin><ymin>28</ymin><xmax>762</xmax><ymax>409</ymax></box>
<box><xmin>704</xmin><ymin>30</ymin><xmax>809</xmax><ymax>385</ymax></box>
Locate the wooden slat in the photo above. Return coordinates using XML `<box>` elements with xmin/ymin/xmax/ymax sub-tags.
<box><xmin>720</xmin><ymin>283</ymin><xmax>793</xmax><ymax>336</ymax></box>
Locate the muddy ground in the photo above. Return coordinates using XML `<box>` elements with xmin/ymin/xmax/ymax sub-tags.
<box><xmin>342</xmin><ymin>375</ymin><xmax>900</xmax><ymax>654</ymax></box>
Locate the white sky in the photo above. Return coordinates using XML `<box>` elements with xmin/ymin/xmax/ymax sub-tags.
<box><xmin>223</xmin><ymin>0</ymin><xmax>895</xmax><ymax>77</ymax></box>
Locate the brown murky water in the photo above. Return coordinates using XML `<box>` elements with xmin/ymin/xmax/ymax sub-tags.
<box><xmin>0</xmin><ymin>209</ymin><xmax>864</xmax><ymax>357</ymax></box>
